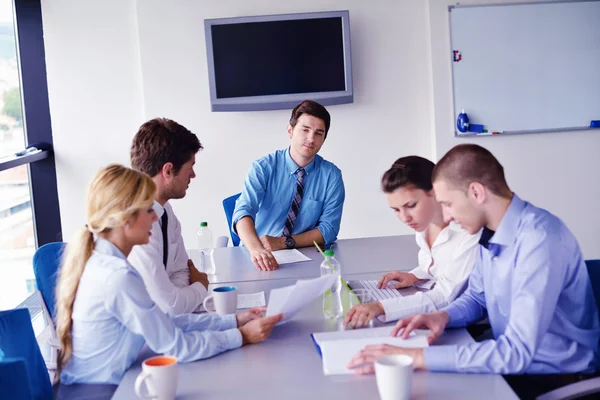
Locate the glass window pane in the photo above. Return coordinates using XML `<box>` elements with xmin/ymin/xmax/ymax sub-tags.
<box><xmin>0</xmin><ymin>164</ymin><xmax>35</xmax><ymax>310</ymax></box>
<box><xmin>0</xmin><ymin>0</ymin><xmax>25</xmax><ymax>159</ymax></box>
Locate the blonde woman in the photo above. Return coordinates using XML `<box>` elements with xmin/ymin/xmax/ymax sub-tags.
<box><xmin>55</xmin><ymin>165</ymin><xmax>282</xmax><ymax>397</ymax></box>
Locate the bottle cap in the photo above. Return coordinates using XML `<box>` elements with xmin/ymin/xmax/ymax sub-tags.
<box><xmin>324</xmin><ymin>249</ymin><xmax>334</xmax><ymax>257</ymax></box>
<box><xmin>200</xmin><ymin>222</ymin><xmax>208</xmax><ymax>227</ymax></box>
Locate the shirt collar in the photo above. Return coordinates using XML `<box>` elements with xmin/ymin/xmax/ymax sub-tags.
<box><xmin>284</xmin><ymin>147</ymin><xmax>318</xmax><ymax>175</ymax></box>
<box><xmin>152</xmin><ymin>200</ymin><xmax>165</xmax><ymax>219</ymax></box>
<box><xmin>415</xmin><ymin>223</ymin><xmax>454</xmax><ymax>249</ymax></box>
<box><xmin>488</xmin><ymin>193</ymin><xmax>525</xmax><ymax>247</ymax></box>
<box><xmin>94</xmin><ymin>236</ymin><xmax>128</xmax><ymax>261</ymax></box>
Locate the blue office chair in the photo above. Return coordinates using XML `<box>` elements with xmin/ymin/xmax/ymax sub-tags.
<box><xmin>0</xmin><ymin>358</ymin><xmax>35</xmax><ymax>400</ymax></box>
<box><xmin>0</xmin><ymin>308</ymin><xmax>53</xmax><ymax>400</ymax></box>
<box><xmin>537</xmin><ymin>259</ymin><xmax>600</xmax><ymax>400</ymax></box>
<box><xmin>33</xmin><ymin>242</ymin><xmax>66</xmax><ymax>322</ymax></box>
<box><xmin>222</xmin><ymin>193</ymin><xmax>241</xmax><ymax>247</ymax></box>
<box><xmin>33</xmin><ymin>242</ymin><xmax>66</xmax><ymax>372</ymax></box>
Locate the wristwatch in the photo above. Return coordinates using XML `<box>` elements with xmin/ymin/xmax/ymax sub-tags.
<box><xmin>284</xmin><ymin>235</ymin><xmax>296</xmax><ymax>249</ymax></box>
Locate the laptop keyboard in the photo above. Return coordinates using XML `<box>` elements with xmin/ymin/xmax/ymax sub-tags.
<box><xmin>347</xmin><ymin>280</ymin><xmax>404</xmax><ymax>302</ymax></box>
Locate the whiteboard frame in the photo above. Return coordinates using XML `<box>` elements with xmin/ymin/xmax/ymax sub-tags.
<box><xmin>448</xmin><ymin>0</ymin><xmax>600</xmax><ymax>137</ymax></box>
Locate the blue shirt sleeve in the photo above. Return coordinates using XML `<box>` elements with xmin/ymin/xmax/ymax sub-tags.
<box><xmin>232</xmin><ymin>160</ymin><xmax>270</xmax><ymax>233</ymax></box>
<box><xmin>103</xmin><ymin>270</ymin><xmax>242</xmax><ymax>363</ymax></box>
<box><xmin>442</xmin><ymin>247</ymin><xmax>488</xmax><ymax>328</ymax></box>
<box><xmin>315</xmin><ymin>169</ymin><xmax>345</xmax><ymax>244</ymax></box>
<box><xmin>425</xmin><ymin>228</ymin><xmax>568</xmax><ymax>374</ymax></box>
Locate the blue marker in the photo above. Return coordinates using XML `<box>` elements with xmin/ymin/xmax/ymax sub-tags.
<box><xmin>457</xmin><ymin>109</ymin><xmax>469</xmax><ymax>133</ymax></box>
<box><xmin>591</xmin><ymin>120</ymin><xmax>600</xmax><ymax>128</ymax></box>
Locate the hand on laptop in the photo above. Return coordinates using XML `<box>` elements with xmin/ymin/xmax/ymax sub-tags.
<box><xmin>188</xmin><ymin>259</ymin><xmax>209</xmax><ymax>289</ymax></box>
<box><xmin>391</xmin><ymin>311</ymin><xmax>450</xmax><ymax>345</ymax></box>
<box><xmin>344</xmin><ymin>302</ymin><xmax>385</xmax><ymax>328</ymax></box>
<box><xmin>377</xmin><ymin>271</ymin><xmax>418</xmax><ymax>289</ymax></box>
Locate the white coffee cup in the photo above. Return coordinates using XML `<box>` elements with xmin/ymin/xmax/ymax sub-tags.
<box><xmin>134</xmin><ymin>355</ymin><xmax>178</xmax><ymax>400</ymax></box>
<box><xmin>375</xmin><ymin>354</ymin><xmax>413</xmax><ymax>400</ymax></box>
<box><xmin>203</xmin><ymin>285</ymin><xmax>238</xmax><ymax>315</ymax></box>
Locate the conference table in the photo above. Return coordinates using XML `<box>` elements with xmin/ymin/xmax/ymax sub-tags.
<box><xmin>113</xmin><ymin>235</ymin><xmax>518</xmax><ymax>399</ymax></box>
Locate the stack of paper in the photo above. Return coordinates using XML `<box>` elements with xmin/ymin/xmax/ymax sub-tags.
<box><xmin>311</xmin><ymin>326</ymin><xmax>430</xmax><ymax>375</ymax></box>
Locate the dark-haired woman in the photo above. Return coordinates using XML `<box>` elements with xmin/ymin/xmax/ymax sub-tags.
<box><xmin>344</xmin><ymin>156</ymin><xmax>480</xmax><ymax>328</ymax></box>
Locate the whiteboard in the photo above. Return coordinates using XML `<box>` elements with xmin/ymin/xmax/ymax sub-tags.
<box><xmin>449</xmin><ymin>1</ymin><xmax>600</xmax><ymax>135</ymax></box>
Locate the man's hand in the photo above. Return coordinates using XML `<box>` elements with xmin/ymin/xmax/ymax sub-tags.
<box><xmin>347</xmin><ymin>345</ymin><xmax>425</xmax><ymax>374</ymax></box>
<box><xmin>391</xmin><ymin>311</ymin><xmax>450</xmax><ymax>344</ymax></box>
<box><xmin>239</xmin><ymin>314</ymin><xmax>284</xmax><ymax>345</ymax></box>
<box><xmin>260</xmin><ymin>235</ymin><xmax>286</xmax><ymax>252</ymax></box>
<box><xmin>343</xmin><ymin>302</ymin><xmax>385</xmax><ymax>329</ymax></box>
<box><xmin>248</xmin><ymin>246</ymin><xmax>279</xmax><ymax>271</ymax></box>
<box><xmin>188</xmin><ymin>259</ymin><xmax>209</xmax><ymax>289</ymax></box>
<box><xmin>236</xmin><ymin>307</ymin><xmax>267</xmax><ymax>327</ymax></box>
<box><xmin>377</xmin><ymin>271</ymin><xmax>418</xmax><ymax>289</ymax></box>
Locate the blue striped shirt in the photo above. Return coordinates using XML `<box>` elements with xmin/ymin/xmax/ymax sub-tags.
<box><xmin>233</xmin><ymin>148</ymin><xmax>345</xmax><ymax>244</ymax></box>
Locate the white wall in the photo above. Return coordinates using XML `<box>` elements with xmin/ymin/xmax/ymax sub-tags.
<box><xmin>118</xmin><ymin>0</ymin><xmax>434</xmax><ymax>247</ymax></box>
<box><xmin>42</xmin><ymin>0</ymin><xmax>145</xmax><ymax>241</ymax></box>
<box><xmin>43</xmin><ymin>0</ymin><xmax>599</xmax><ymax>258</ymax></box>
<box><xmin>428</xmin><ymin>0</ymin><xmax>600</xmax><ymax>258</ymax></box>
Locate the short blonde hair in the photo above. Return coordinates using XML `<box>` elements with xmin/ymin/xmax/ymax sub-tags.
<box><xmin>55</xmin><ymin>164</ymin><xmax>156</xmax><ymax>377</ymax></box>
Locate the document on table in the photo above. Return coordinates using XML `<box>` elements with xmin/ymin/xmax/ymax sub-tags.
<box><xmin>311</xmin><ymin>326</ymin><xmax>430</xmax><ymax>376</ymax></box>
<box><xmin>266</xmin><ymin>274</ymin><xmax>337</xmax><ymax>322</ymax></box>
<box><xmin>271</xmin><ymin>249</ymin><xmax>312</xmax><ymax>265</ymax></box>
<box><xmin>237</xmin><ymin>292</ymin><xmax>266</xmax><ymax>309</ymax></box>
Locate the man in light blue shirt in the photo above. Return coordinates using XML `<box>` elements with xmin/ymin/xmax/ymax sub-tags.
<box><xmin>233</xmin><ymin>100</ymin><xmax>345</xmax><ymax>271</ymax></box>
<box><xmin>349</xmin><ymin>144</ymin><xmax>599</xmax><ymax>396</ymax></box>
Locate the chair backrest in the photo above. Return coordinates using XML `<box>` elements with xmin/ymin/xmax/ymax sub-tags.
<box><xmin>585</xmin><ymin>260</ymin><xmax>600</xmax><ymax>318</ymax></box>
<box><xmin>0</xmin><ymin>358</ymin><xmax>35</xmax><ymax>400</ymax></box>
<box><xmin>33</xmin><ymin>242</ymin><xmax>66</xmax><ymax>322</ymax></box>
<box><xmin>0</xmin><ymin>309</ymin><xmax>53</xmax><ymax>400</ymax></box>
<box><xmin>222</xmin><ymin>193</ymin><xmax>242</xmax><ymax>247</ymax></box>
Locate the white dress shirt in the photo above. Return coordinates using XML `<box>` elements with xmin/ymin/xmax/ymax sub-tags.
<box><xmin>60</xmin><ymin>237</ymin><xmax>241</xmax><ymax>385</ymax></box>
<box><xmin>380</xmin><ymin>223</ymin><xmax>481</xmax><ymax>322</ymax></box>
<box><xmin>128</xmin><ymin>201</ymin><xmax>207</xmax><ymax>315</ymax></box>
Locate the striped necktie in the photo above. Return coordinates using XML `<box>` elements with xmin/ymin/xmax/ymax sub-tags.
<box><xmin>282</xmin><ymin>168</ymin><xmax>305</xmax><ymax>237</ymax></box>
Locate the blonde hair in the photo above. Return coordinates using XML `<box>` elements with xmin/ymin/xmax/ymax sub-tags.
<box><xmin>55</xmin><ymin>164</ymin><xmax>156</xmax><ymax>377</ymax></box>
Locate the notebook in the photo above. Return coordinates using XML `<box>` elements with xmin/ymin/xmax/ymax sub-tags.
<box><xmin>311</xmin><ymin>326</ymin><xmax>430</xmax><ymax>375</ymax></box>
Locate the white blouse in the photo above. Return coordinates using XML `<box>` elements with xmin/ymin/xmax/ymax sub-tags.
<box><xmin>380</xmin><ymin>223</ymin><xmax>481</xmax><ymax>322</ymax></box>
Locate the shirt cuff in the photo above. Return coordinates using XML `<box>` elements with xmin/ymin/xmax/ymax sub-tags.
<box><xmin>232</xmin><ymin>211</ymin><xmax>253</xmax><ymax>234</ymax></box>
<box><xmin>442</xmin><ymin>304</ymin><xmax>464</xmax><ymax>327</ymax></box>
<box><xmin>410</xmin><ymin>266</ymin><xmax>430</xmax><ymax>281</ymax></box>
<box><xmin>379</xmin><ymin>299</ymin><xmax>404</xmax><ymax>323</ymax></box>
<box><xmin>190</xmin><ymin>282</ymin><xmax>208</xmax><ymax>307</ymax></box>
<box><xmin>222</xmin><ymin>328</ymin><xmax>243</xmax><ymax>350</ymax></box>
<box><xmin>219</xmin><ymin>313</ymin><xmax>239</xmax><ymax>330</ymax></box>
<box><xmin>424</xmin><ymin>345</ymin><xmax>458</xmax><ymax>372</ymax></box>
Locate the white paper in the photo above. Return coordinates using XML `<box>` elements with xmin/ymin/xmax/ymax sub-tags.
<box><xmin>266</xmin><ymin>274</ymin><xmax>337</xmax><ymax>322</ymax></box>
<box><xmin>313</xmin><ymin>327</ymin><xmax>430</xmax><ymax>376</ymax></box>
<box><xmin>271</xmin><ymin>249</ymin><xmax>312</xmax><ymax>265</ymax></box>
<box><xmin>237</xmin><ymin>292</ymin><xmax>266</xmax><ymax>309</ymax></box>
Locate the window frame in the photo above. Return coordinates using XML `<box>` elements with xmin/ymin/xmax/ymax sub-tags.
<box><xmin>0</xmin><ymin>0</ymin><xmax>62</xmax><ymax>247</ymax></box>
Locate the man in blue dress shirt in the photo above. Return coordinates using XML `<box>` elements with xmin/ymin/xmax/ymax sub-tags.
<box><xmin>349</xmin><ymin>144</ymin><xmax>599</xmax><ymax>397</ymax></box>
<box><xmin>233</xmin><ymin>100</ymin><xmax>345</xmax><ymax>271</ymax></box>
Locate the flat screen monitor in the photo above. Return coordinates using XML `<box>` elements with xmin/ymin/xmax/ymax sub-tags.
<box><xmin>204</xmin><ymin>10</ymin><xmax>353</xmax><ymax>111</ymax></box>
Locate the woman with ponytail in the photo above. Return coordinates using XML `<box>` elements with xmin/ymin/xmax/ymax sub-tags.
<box><xmin>344</xmin><ymin>156</ymin><xmax>481</xmax><ymax>328</ymax></box>
<box><xmin>55</xmin><ymin>165</ymin><xmax>282</xmax><ymax>398</ymax></box>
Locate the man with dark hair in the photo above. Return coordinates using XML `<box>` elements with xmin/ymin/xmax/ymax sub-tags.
<box><xmin>349</xmin><ymin>144</ymin><xmax>600</xmax><ymax>398</ymax></box>
<box><xmin>128</xmin><ymin>118</ymin><xmax>210</xmax><ymax>315</ymax></box>
<box><xmin>233</xmin><ymin>100</ymin><xmax>345</xmax><ymax>271</ymax></box>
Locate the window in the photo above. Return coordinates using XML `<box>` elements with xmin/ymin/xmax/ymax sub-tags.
<box><xmin>0</xmin><ymin>0</ymin><xmax>61</xmax><ymax>311</ymax></box>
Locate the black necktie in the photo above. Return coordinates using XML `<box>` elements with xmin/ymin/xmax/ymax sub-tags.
<box><xmin>161</xmin><ymin>212</ymin><xmax>168</xmax><ymax>268</ymax></box>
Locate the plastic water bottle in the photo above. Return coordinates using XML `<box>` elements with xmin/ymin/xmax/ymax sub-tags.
<box><xmin>197</xmin><ymin>222</ymin><xmax>215</xmax><ymax>274</ymax></box>
<box><xmin>321</xmin><ymin>249</ymin><xmax>343</xmax><ymax>320</ymax></box>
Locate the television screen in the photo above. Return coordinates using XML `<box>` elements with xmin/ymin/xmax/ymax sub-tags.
<box><xmin>205</xmin><ymin>11</ymin><xmax>353</xmax><ymax>111</ymax></box>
